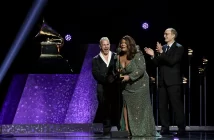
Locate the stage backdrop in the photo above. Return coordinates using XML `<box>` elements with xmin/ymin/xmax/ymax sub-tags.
<box><xmin>0</xmin><ymin>44</ymin><xmax>115</xmax><ymax>124</ymax></box>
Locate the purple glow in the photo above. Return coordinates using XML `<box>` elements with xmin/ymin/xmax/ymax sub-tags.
<box><xmin>0</xmin><ymin>0</ymin><xmax>47</xmax><ymax>83</ymax></box>
<box><xmin>1</xmin><ymin>44</ymin><xmax>116</xmax><ymax>124</ymax></box>
<box><xmin>65</xmin><ymin>44</ymin><xmax>100</xmax><ymax>123</ymax></box>
<box><xmin>0</xmin><ymin>74</ymin><xmax>28</xmax><ymax>124</ymax></box>
<box><xmin>13</xmin><ymin>74</ymin><xmax>78</xmax><ymax>124</ymax></box>
<box><xmin>142</xmin><ymin>22</ymin><xmax>149</xmax><ymax>29</ymax></box>
<box><xmin>1</xmin><ymin>123</ymin><xmax>102</xmax><ymax>135</ymax></box>
<box><xmin>65</xmin><ymin>34</ymin><xmax>72</xmax><ymax>41</ymax></box>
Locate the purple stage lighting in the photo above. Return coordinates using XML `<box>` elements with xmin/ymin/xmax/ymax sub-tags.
<box><xmin>65</xmin><ymin>34</ymin><xmax>72</xmax><ymax>41</ymax></box>
<box><xmin>0</xmin><ymin>44</ymin><xmax>116</xmax><ymax>124</ymax></box>
<box><xmin>142</xmin><ymin>22</ymin><xmax>149</xmax><ymax>29</ymax></box>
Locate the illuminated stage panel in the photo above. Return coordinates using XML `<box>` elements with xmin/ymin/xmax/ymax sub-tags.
<box><xmin>1</xmin><ymin>44</ymin><xmax>115</xmax><ymax>124</ymax></box>
<box><xmin>13</xmin><ymin>74</ymin><xmax>78</xmax><ymax>124</ymax></box>
<box><xmin>65</xmin><ymin>44</ymin><xmax>116</xmax><ymax>123</ymax></box>
<box><xmin>0</xmin><ymin>74</ymin><xmax>28</xmax><ymax>124</ymax></box>
<box><xmin>64</xmin><ymin>44</ymin><xmax>99</xmax><ymax>123</ymax></box>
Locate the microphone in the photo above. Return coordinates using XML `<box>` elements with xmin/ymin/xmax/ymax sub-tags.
<box><xmin>115</xmin><ymin>48</ymin><xmax>124</xmax><ymax>81</ymax></box>
<box><xmin>110</xmin><ymin>49</ymin><xmax>121</xmax><ymax>83</ymax></box>
<box><xmin>117</xmin><ymin>48</ymin><xmax>121</xmax><ymax>54</ymax></box>
<box><xmin>114</xmin><ymin>47</ymin><xmax>121</xmax><ymax>60</ymax></box>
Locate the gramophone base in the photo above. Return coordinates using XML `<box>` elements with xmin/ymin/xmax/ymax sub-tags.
<box><xmin>32</xmin><ymin>54</ymin><xmax>72</xmax><ymax>74</ymax></box>
<box><xmin>41</xmin><ymin>44</ymin><xmax>59</xmax><ymax>54</ymax></box>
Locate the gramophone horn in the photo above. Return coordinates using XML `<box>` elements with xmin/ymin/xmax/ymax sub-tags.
<box><xmin>35</xmin><ymin>19</ymin><xmax>64</xmax><ymax>46</ymax></box>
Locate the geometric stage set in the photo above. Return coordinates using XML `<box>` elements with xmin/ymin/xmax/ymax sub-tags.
<box><xmin>0</xmin><ymin>44</ymin><xmax>212</xmax><ymax>135</ymax></box>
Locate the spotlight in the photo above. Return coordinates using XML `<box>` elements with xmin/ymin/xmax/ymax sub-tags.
<box><xmin>188</xmin><ymin>48</ymin><xmax>193</xmax><ymax>56</ymax></box>
<box><xmin>203</xmin><ymin>58</ymin><xmax>208</xmax><ymax>65</ymax></box>
<box><xmin>182</xmin><ymin>77</ymin><xmax>187</xmax><ymax>84</ymax></box>
<box><xmin>142</xmin><ymin>22</ymin><xmax>149</xmax><ymax>29</ymax></box>
<box><xmin>65</xmin><ymin>34</ymin><xmax>72</xmax><ymax>41</ymax></box>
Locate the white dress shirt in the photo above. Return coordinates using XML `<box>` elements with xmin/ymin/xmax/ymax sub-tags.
<box><xmin>99</xmin><ymin>51</ymin><xmax>112</xmax><ymax>67</ymax></box>
<box><xmin>166</xmin><ymin>41</ymin><xmax>174</xmax><ymax>52</ymax></box>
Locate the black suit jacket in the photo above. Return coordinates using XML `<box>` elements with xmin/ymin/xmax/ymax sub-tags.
<box><xmin>92</xmin><ymin>52</ymin><xmax>117</xmax><ymax>94</ymax></box>
<box><xmin>152</xmin><ymin>42</ymin><xmax>184</xmax><ymax>86</ymax></box>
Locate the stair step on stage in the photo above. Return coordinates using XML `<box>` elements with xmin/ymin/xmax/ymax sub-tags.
<box><xmin>0</xmin><ymin>123</ymin><xmax>103</xmax><ymax>136</ymax></box>
<box><xmin>156</xmin><ymin>126</ymin><xmax>214</xmax><ymax>131</ymax></box>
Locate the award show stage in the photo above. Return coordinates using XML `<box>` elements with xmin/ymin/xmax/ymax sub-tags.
<box><xmin>0</xmin><ymin>44</ymin><xmax>213</xmax><ymax>140</ymax></box>
<box><xmin>0</xmin><ymin>1</ymin><xmax>212</xmax><ymax>139</ymax></box>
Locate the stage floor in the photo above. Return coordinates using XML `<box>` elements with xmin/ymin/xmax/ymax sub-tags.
<box><xmin>0</xmin><ymin>132</ymin><xmax>214</xmax><ymax>140</ymax></box>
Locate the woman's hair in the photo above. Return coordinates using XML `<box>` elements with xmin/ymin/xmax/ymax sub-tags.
<box><xmin>118</xmin><ymin>35</ymin><xmax>137</xmax><ymax>60</ymax></box>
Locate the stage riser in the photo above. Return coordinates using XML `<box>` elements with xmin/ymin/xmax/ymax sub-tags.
<box><xmin>156</xmin><ymin>126</ymin><xmax>214</xmax><ymax>131</ymax></box>
<box><xmin>1</xmin><ymin>124</ymin><xmax>213</xmax><ymax>135</ymax></box>
<box><xmin>0</xmin><ymin>124</ymin><xmax>103</xmax><ymax>134</ymax></box>
<box><xmin>0</xmin><ymin>44</ymin><xmax>210</xmax><ymax>127</ymax></box>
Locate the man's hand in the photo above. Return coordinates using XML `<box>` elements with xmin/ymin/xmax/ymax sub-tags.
<box><xmin>144</xmin><ymin>47</ymin><xmax>154</xmax><ymax>56</ymax></box>
<box><xmin>156</xmin><ymin>42</ymin><xmax>163</xmax><ymax>53</ymax></box>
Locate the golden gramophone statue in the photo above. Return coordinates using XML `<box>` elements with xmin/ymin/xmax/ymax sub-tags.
<box><xmin>35</xmin><ymin>20</ymin><xmax>64</xmax><ymax>56</ymax></box>
<box><xmin>33</xmin><ymin>20</ymin><xmax>72</xmax><ymax>73</ymax></box>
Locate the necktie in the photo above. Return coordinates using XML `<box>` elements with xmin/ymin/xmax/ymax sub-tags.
<box><xmin>165</xmin><ymin>45</ymin><xmax>169</xmax><ymax>53</ymax></box>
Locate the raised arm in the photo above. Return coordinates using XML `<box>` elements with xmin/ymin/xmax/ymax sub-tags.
<box><xmin>128</xmin><ymin>52</ymin><xmax>146</xmax><ymax>81</ymax></box>
<box><xmin>144</xmin><ymin>47</ymin><xmax>160</xmax><ymax>66</ymax></box>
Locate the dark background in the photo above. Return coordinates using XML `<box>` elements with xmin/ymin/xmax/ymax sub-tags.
<box><xmin>0</xmin><ymin>1</ymin><xmax>212</xmax><ymax>126</ymax></box>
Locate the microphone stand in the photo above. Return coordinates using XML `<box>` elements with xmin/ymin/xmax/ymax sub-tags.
<box><xmin>112</xmin><ymin>52</ymin><xmax>121</xmax><ymax>131</ymax></box>
<box><xmin>203</xmin><ymin>60</ymin><xmax>207</xmax><ymax>126</ymax></box>
<box><xmin>198</xmin><ymin>66</ymin><xmax>203</xmax><ymax>126</ymax></box>
<box><xmin>116</xmin><ymin>54</ymin><xmax>123</xmax><ymax>130</ymax></box>
<box><xmin>118</xmin><ymin>56</ymin><xmax>121</xmax><ymax>130</ymax></box>
<box><xmin>202</xmin><ymin>58</ymin><xmax>208</xmax><ymax>126</ymax></box>
<box><xmin>188</xmin><ymin>48</ymin><xmax>193</xmax><ymax>126</ymax></box>
<box><xmin>111</xmin><ymin>52</ymin><xmax>128</xmax><ymax>138</ymax></box>
<box><xmin>156</xmin><ymin>66</ymin><xmax>159</xmax><ymax>126</ymax></box>
<box><xmin>115</xmin><ymin>48</ymin><xmax>122</xmax><ymax>130</ymax></box>
<box><xmin>155</xmin><ymin>53</ymin><xmax>159</xmax><ymax>126</ymax></box>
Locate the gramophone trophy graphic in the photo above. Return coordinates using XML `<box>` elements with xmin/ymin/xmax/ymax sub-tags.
<box><xmin>34</xmin><ymin>20</ymin><xmax>72</xmax><ymax>73</ymax></box>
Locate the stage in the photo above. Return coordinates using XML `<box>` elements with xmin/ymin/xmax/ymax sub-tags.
<box><xmin>0</xmin><ymin>44</ymin><xmax>211</xmax><ymax>140</ymax></box>
<box><xmin>0</xmin><ymin>131</ymin><xmax>214</xmax><ymax>140</ymax></box>
<box><xmin>0</xmin><ymin>124</ymin><xmax>214</xmax><ymax>139</ymax></box>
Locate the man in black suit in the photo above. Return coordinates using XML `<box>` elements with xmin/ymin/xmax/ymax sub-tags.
<box><xmin>92</xmin><ymin>37</ymin><xmax>117</xmax><ymax>134</ymax></box>
<box><xmin>144</xmin><ymin>28</ymin><xmax>185</xmax><ymax>136</ymax></box>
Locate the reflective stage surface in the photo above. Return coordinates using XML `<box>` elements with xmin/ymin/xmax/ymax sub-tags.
<box><xmin>0</xmin><ymin>132</ymin><xmax>214</xmax><ymax>140</ymax></box>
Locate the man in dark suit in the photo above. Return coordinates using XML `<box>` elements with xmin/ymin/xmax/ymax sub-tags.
<box><xmin>92</xmin><ymin>37</ymin><xmax>117</xmax><ymax>134</ymax></box>
<box><xmin>144</xmin><ymin>28</ymin><xmax>185</xmax><ymax>136</ymax></box>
